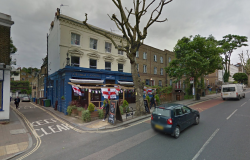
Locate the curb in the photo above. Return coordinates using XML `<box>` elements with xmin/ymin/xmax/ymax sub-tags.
<box><xmin>3</xmin><ymin>108</ymin><xmax>33</xmax><ymax>160</ymax></box>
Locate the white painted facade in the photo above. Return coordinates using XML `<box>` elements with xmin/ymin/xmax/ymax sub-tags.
<box><xmin>229</xmin><ymin>64</ymin><xmax>239</xmax><ymax>82</ymax></box>
<box><xmin>48</xmin><ymin>14</ymin><xmax>131</xmax><ymax>75</ymax></box>
<box><xmin>10</xmin><ymin>67</ymin><xmax>20</xmax><ymax>81</ymax></box>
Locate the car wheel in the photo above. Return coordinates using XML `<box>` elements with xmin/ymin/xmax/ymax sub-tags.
<box><xmin>173</xmin><ymin>126</ymin><xmax>180</xmax><ymax>139</ymax></box>
<box><xmin>194</xmin><ymin>116</ymin><xmax>199</xmax><ymax>125</ymax></box>
<box><xmin>223</xmin><ymin>98</ymin><xmax>225</xmax><ymax>101</ymax></box>
<box><xmin>243</xmin><ymin>94</ymin><xmax>245</xmax><ymax>98</ymax></box>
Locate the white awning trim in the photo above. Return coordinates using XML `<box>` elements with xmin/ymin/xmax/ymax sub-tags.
<box><xmin>118</xmin><ymin>81</ymin><xmax>134</xmax><ymax>85</ymax></box>
<box><xmin>70</xmin><ymin>79</ymin><xmax>104</xmax><ymax>84</ymax></box>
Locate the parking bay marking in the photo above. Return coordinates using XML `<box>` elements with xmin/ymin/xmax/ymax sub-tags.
<box><xmin>192</xmin><ymin>128</ymin><xmax>220</xmax><ymax>160</ymax></box>
<box><xmin>241</xmin><ymin>102</ymin><xmax>247</xmax><ymax>107</ymax></box>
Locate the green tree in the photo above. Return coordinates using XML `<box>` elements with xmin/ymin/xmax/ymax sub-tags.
<box><xmin>165</xmin><ymin>35</ymin><xmax>223</xmax><ymax>100</ymax></box>
<box><xmin>10</xmin><ymin>37</ymin><xmax>17</xmax><ymax>53</ymax></box>
<box><xmin>219</xmin><ymin>34</ymin><xmax>248</xmax><ymax>82</ymax></box>
<box><xmin>82</xmin><ymin>0</ymin><xmax>173</xmax><ymax>115</ymax></box>
<box><xmin>233</xmin><ymin>73</ymin><xmax>248</xmax><ymax>84</ymax></box>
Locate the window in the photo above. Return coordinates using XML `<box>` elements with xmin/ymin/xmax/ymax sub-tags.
<box><xmin>90</xmin><ymin>38</ymin><xmax>97</xmax><ymax>49</ymax></box>
<box><xmin>11</xmin><ymin>78</ymin><xmax>14</xmax><ymax>81</ymax></box>
<box><xmin>169</xmin><ymin>57</ymin><xmax>171</xmax><ymax>63</ymax></box>
<box><xmin>170</xmin><ymin>79</ymin><xmax>172</xmax><ymax>86</ymax></box>
<box><xmin>71</xmin><ymin>56</ymin><xmax>80</xmax><ymax>67</ymax></box>
<box><xmin>22</xmin><ymin>78</ymin><xmax>25</xmax><ymax>81</ymax></box>
<box><xmin>182</xmin><ymin>106</ymin><xmax>191</xmax><ymax>114</ymax></box>
<box><xmin>154</xmin><ymin>67</ymin><xmax>157</xmax><ymax>74</ymax></box>
<box><xmin>143</xmin><ymin>65</ymin><xmax>147</xmax><ymax>73</ymax></box>
<box><xmin>28</xmin><ymin>75</ymin><xmax>32</xmax><ymax>78</ymax></box>
<box><xmin>159</xmin><ymin>80</ymin><xmax>162</xmax><ymax>86</ymax></box>
<box><xmin>71</xmin><ymin>33</ymin><xmax>80</xmax><ymax>45</ymax></box>
<box><xmin>145</xmin><ymin>79</ymin><xmax>150</xmax><ymax>85</ymax></box>
<box><xmin>137</xmin><ymin>64</ymin><xmax>139</xmax><ymax>71</ymax></box>
<box><xmin>90</xmin><ymin>59</ymin><xmax>97</xmax><ymax>69</ymax></box>
<box><xmin>153</xmin><ymin>108</ymin><xmax>171</xmax><ymax>117</ymax></box>
<box><xmin>143</xmin><ymin>52</ymin><xmax>147</xmax><ymax>59</ymax></box>
<box><xmin>154</xmin><ymin>55</ymin><xmax>157</xmax><ymax>62</ymax></box>
<box><xmin>223</xmin><ymin>87</ymin><xmax>235</xmax><ymax>92</ymax></box>
<box><xmin>105</xmin><ymin>42</ymin><xmax>112</xmax><ymax>53</ymax></box>
<box><xmin>21</xmin><ymin>72</ymin><xmax>26</xmax><ymax>75</ymax></box>
<box><xmin>160</xmin><ymin>68</ymin><xmax>163</xmax><ymax>75</ymax></box>
<box><xmin>118</xmin><ymin>46</ymin><xmax>123</xmax><ymax>55</ymax></box>
<box><xmin>160</xmin><ymin>57</ymin><xmax>163</xmax><ymax>63</ymax></box>
<box><xmin>105</xmin><ymin>62</ymin><xmax>111</xmax><ymax>71</ymax></box>
<box><xmin>118</xmin><ymin>64</ymin><xmax>123</xmax><ymax>72</ymax></box>
<box><xmin>175</xmin><ymin>107</ymin><xmax>183</xmax><ymax>116</ymax></box>
<box><xmin>136</xmin><ymin>51</ymin><xmax>139</xmax><ymax>57</ymax></box>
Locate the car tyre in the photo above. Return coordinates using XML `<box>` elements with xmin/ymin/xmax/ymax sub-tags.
<box><xmin>173</xmin><ymin>126</ymin><xmax>180</xmax><ymax>139</ymax></box>
<box><xmin>194</xmin><ymin>116</ymin><xmax>199</xmax><ymax>125</ymax></box>
<box><xmin>223</xmin><ymin>98</ymin><xmax>225</xmax><ymax>101</ymax></box>
<box><xmin>243</xmin><ymin>94</ymin><xmax>245</xmax><ymax>98</ymax></box>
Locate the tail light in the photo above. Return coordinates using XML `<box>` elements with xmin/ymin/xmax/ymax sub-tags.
<box><xmin>151</xmin><ymin>114</ymin><xmax>153</xmax><ymax>120</ymax></box>
<box><xmin>167</xmin><ymin>118</ymin><xmax>173</xmax><ymax>125</ymax></box>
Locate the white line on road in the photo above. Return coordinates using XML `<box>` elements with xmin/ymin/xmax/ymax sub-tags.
<box><xmin>241</xmin><ymin>102</ymin><xmax>247</xmax><ymax>107</ymax></box>
<box><xmin>227</xmin><ymin>109</ymin><xmax>238</xmax><ymax>120</ymax></box>
<box><xmin>192</xmin><ymin>128</ymin><xmax>220</xmax><ymax>160</ymax></box>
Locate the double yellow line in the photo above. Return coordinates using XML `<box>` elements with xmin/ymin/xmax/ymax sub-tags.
<box><xmin>10</xmin><ymin>105</ymin><xmax>42</xmax><ymax>160</ymax></box>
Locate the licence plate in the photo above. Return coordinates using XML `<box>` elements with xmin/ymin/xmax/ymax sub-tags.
<box><xmin>224</xmin><ymin>93</ymin><xmax>228</xmax><ymax>95</ymax></box>
<box><xmin>155</xmin><ymin>124</ymin><xmax>163</xmax><ymax>130</ymax></box>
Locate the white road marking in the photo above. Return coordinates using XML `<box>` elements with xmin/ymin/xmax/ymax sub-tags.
<box><xmin>241</xmin><ymin>102</ymin><xmax>247</xmax><ymax>107</ymax></box>
<box><xmin>192</xmin><ymin>128</ymin><xmax>220</xmax><ymax>160</ymax></box>
<box><xmin>227</xmin><ymin>109</ymin><xmax>238</xmax><ymax>120</ymax></box>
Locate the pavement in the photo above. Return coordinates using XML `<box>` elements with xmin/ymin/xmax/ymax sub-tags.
<box><xmin>0</xmin><ymin>108</ymin><xmax>32</xmax><ymax>160</ymax></box>
<box><xmin>32</xmin><ymin>92</ymin><xmax>223</xmax><ymax>131</ymax></box>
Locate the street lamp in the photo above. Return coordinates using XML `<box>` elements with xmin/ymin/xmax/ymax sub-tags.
<box><xmin>66</xmin><ymin>52</ymin><xmax>70</xmax><ymax>66</ymax></box>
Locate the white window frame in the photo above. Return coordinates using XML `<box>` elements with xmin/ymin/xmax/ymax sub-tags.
<box><xmin>90</xmin><ymin>38</ymin><xmax>98</xmax><ymax>50</ymax></box>
<box><xmin>160</xmin><ymin>68</ymin><xmax>163</xmax><ymax>75</ymax></box>
<box><xmin>143</xmin><ymin>65</ymin><xmax>147</xmax><ymax>73</ymax></box>
<box><xmin>105</xmin><ymin>42</ymin><xmax>112</xmax><ymax>53</ymax></box>
<box><xmin>160</xmin><ymin>57</ymin><xmax>163</xmax><ymax>63</ymax></box>
<box><xmin>118</xmin><ymin>63</ymin><xmax>123</xmax><ymax>72</ymax></box>
<box><xmin>118</xmin><ymin>45</ymin><xmax>123</xmax><ymax>55</ymax></box>
<box><xmin>136</xmin><ymin>51</ymin><xmax>139</xmax><ymax>57</ymax></box>
<box><xmin>169</xmin><ymin>57</ymin><xmax>171</xmax><ymax>63</ymax></box>
<box><xmin>159</xmin><ymin>80</ymin><xmax>162</xmax><ymax>86</ymax></box>
<box><xmin>143</xmin><ymin>52</ymin><xmax>147</xmax><ymax>59</ymax></box>
<box><xmin>154</xmin><ymin>55</ymin><xmax>157</xmax><ymax>62</ymax></box>
<box><xmin>154</xmin><ymin>67</ymin><xmax>157</xmax><ymax>74</ymax></box>
<box><xmin>71</xmin><ymin>33</ymin><xmax>80</xmax><ymax>46</ymax></box>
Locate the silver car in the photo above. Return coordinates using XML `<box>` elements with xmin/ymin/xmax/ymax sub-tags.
<box><xmin>22</xmin><ymin>96</ymin><xmax>30</xmax><ymax>102</ymax></box>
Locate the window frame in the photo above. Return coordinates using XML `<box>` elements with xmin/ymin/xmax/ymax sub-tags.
<box><xmin>159</xmin><ymin>80</ymin><xmax>162</xmax><ymax>86</ymax></box>
<box><xmin>136</xmin><ymin>51</ymin><xmax>139</xmax><ymax>57</ymax></box>
<box><xmin>160</xmin><ymin>57</ymin><xmax>163</xmax><ymax>63</ymax></box>
<box><xmin>105</xmin><ymin>42</ymin><xmax>112</xmax><ymax>53</ymax></box>
<box><xmin>154</xmin><ymin>67</ymin><xmax>157</xmax><ymax>74</ymax></box>
<box><xmin>143</xmin><ymin>65</ymin><xmax>147</xmax><ymax>73</ymax></box>
<box><xmin>71</xmin><ymin>33</ymin><xmax>80</xmax><ymax>46</ymax></box>
<box><xmin>160</xmin><ymin>68</ymin><xmax>163</xmax><ymax>75</ymax></box>
<box><xmin>118</xmin><ymin>45</ymin><xmax>123</xmax><ymax>55</ymax></box>
<box><xmin>105</xmin><ymin>62</ymin><xmax>111</xmax><ymax>71</ymax></box>
<box><xmin>154</xmin><ymin>55</ymin><xmax>157</xmax><ymax>62</ymax></box>
<box><xmin>143</xmin><ymin>52</ymin><xmax>147</xmax><ymax>59</ymax></box>
<box><xmin>169</xmin><ymin>57</ymin><xmax>171</xmax><ymax>63</ymax></box>
<box><xmin>118</xmin><ymin>63</ymin><xmax>123</xmax><ymax>72</ymax></box>
<box><xmin>71</xmin><ymin>56</ymin><xmax>80</xmax><ymax>67</ymax></box>
<box><xmin>89</xmin><ymin>59</ymin><xmax>97</xmax><ymax>69</ymax></box>
<box><xmin>90</xmin><ymin>38</ymin><xmax>98</xmax><ymax>50</ymax></box>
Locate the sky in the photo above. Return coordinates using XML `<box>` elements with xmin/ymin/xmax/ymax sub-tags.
<box><xmin>1</xmin><ymin>0</ymin><xmax>250</xmax><ymax>68</ymax></box>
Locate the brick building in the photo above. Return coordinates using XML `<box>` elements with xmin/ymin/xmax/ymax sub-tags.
<box><xmin>136</xmin><ymin>44</ymin><xmax>167</xmax><ymax>86</ymax></box>
<box><xmin>0</xmin><ymin>12</ymin><xmax>14</xmax><ymax>121</ymax></box>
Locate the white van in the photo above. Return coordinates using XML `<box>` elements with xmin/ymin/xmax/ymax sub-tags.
<box><xmin>221</xmin><ymin>84</ymin><xmax>245</xmax><ymax>100</ymax></box>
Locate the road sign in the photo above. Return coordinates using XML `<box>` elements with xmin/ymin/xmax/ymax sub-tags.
<box><xmin>190</xmin><ymin>77</ymin><xmax>194</xmax><ymax>81</ymax></box>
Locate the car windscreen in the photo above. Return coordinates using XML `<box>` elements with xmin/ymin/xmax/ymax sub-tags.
<box><xmin>223</xmin><ymin>87</ymin><xmax>235</xmax><ymax>92</ymax></box>
<box><xmin>152</xmin><ymin>108</ymin><xmax>171</xmax><ymax>117</ymax></box>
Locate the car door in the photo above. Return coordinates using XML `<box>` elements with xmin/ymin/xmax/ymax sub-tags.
<box><xmin>182</xmin><ymin>106</ymin><xmax>194</xmax><ymax>127</ymax></box>
<box><xmin>174</xmin><ymin>107</ymin><xmax>188</xmax><ymax>131</ymax></box>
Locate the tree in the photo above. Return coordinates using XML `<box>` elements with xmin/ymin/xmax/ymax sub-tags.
<box><xmin>82</xmin><ymin>0</ymin><xmax>173</xmax><ymax>115</ymax></box>
<box><xmin>239</xmin><ymin>50</ymin><xmax>250</xmax><ymax>85</ymax></box>
<box><xmin>165</xmin><ymin>35</ymin><xmax>223</xmax><ymax>100</ymax></box>
<box><xmin>232</xmin><ymin>73</ymin><xmax>248</xmax><ymax>84</ymax></box>
<box><xmin>10</xmin><ymin>37</ymin><xmax>17</xmax><ymax>64</ymax></box>
<box><xmin>219</xmin><ymin>34</ymin><xmax>248</xmax><ymax>82</ymax></box>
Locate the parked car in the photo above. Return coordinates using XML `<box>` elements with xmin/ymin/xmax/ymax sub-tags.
<box><xmin>22</xmin><ymin>96</ymin><xmax>30</xmax><ymax>102</ymax></box>
<box><xmin>221</xmin><ymin>84</ymin><xmax>245</xmax><ymax>100</ymax></box>
<box><xmin>151</xmin><ymin>104</ymin><xmax>200</xmax><ymax>139</ymax></box>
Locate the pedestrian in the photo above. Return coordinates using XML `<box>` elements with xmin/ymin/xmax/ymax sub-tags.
<box><xmin>102</xmin><ymin>99</ymin><xmax>109</xmax><ymax>122</ymax></box>
<box><xmin>14</xmin><ymin>96</ymin><xmax>20</xmax><ymax>109</ymax></box>
<box><xmin>150</xmin><ymin>94</ymin><xmax>156</xmax><ymax>109</ymax></box>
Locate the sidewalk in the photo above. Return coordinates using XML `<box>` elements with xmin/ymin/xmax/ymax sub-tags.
<box><xmin>37</xmin><ymin>93</ymin><xmax>222</xmax><ymax>132</ymax></box>
<box><xmin>0</xmin><ymin>109</ymin><xmax>32</xmax><ymax>160</ymax></box>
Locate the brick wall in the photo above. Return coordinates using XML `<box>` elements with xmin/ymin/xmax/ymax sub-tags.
<box><xmin>0</xmin><ymin>25</ymin><xmax>10</xmax><ymax>65</ymax></box>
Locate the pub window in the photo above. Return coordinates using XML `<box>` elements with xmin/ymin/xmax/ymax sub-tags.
<box><xmin>105</xmin><ymin>62</ymin><xmax>111</xmax><ymax>71</ymax></box>
<box><xmin>90</xmin><ymin>59</ymin><xmax>97</xmax><ymax>69</ymax></box>
<box><xmin>118</xmin><ymin>63</ymin><xmax>123</xmax><ymax>72</ymax></box>
<box><xmin>105</xmin><ymin>42</ymin><xmax>112</xmax><ymax>53</ymax></box>
<box><xmin>90</xmin><ymin>38</ymin><xmax>98</xmax><ymax>49</ymax></box>
<box><xmin>71</xmin><ymin>33</ymin><xmax>80</xmax><ymax>45</ymax></box>
<box><xmin>71</xmin><ymin>56</ymin><xmax>80</xmax><ymax>67</ymax></box>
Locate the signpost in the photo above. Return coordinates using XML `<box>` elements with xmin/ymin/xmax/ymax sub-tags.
<box><xmin>144</xmin><ymin>99</ymin><xmax>150</xmax><ymax>113</ymax></box>
<box><xmin>108</xmin><ymin>100</ymin><xmax>123</xmax><ymax>125</ymax></box>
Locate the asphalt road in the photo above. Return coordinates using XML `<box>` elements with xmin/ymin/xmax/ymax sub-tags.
<box><xmin>13</xmin><ymin>91</ymin><xmax>250</xmax><ymax>160</ymax></box>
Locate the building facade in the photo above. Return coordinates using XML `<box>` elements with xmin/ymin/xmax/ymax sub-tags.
<box><xmin>0</xmin><ymin>12</ymin><xmax>14</xmax><ymax>121</ymax></box>
<box><xmin>10</xmin><ymin>67</ymin><xmax>20</xmax><ymax>81</ymax></box>
<box><xmin>136</xmin><ymin>44</ymin><xmax>167</xmax><ymax>86</ymax></box>
<box><xmin>46</xmin><ymin>9</ymin><xmax>133</xmax><ymax>114</ymax></box>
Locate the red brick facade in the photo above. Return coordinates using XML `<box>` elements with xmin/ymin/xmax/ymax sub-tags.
<box><xmin>0</xmin><ymin>25</ymin><xmax>11</xmax><ymax>65</ymax></box>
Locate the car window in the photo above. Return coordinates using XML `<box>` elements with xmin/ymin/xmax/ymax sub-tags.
<box><xmin>223</xmin><ymin>87</ymin><xmax>235</xmax><ymax>92</ymax></box>
<box><xmin>182</xmin><ymin>106</ymin><xmax>191</xmax><ymax>114</ymax></box>
<box><xmin>174</xmin><ymin>107</ymin><xmax>183</xmax><ymax>116</ymax></box>
<box><xmin>153</xmin><ymin>108</ymin><xmax>171</xmax><ymax>117</ymax></box>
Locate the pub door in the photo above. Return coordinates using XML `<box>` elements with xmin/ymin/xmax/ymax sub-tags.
<box><xmin>71</xmin><ymin>88</ymin><xmax>89</xmax><ymax>109</ymax></box>
<box><xmin>91</xmin><ymin>89</ymin><xmax>101</xmax><ymax>108</ymax></box>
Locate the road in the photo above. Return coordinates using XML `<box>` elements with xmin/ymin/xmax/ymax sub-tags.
<box><xmin>12</xmin><ymin>91</ymin><xmax>250</xmax><ymax>160</ymax></box>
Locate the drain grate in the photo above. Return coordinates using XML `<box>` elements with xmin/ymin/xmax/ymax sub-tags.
<box><xmin>10</xmin><ymin>129</ymin><xmax>27</xmax><ymax>135</ymax></box>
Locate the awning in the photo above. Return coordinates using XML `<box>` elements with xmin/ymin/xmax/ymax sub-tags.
<box><xmin>70</xmin><ymin>79</ymin><xmax>104</xmax><ymax>84</ymax></box>
<box><xmin>118</xmin><ymin>81</ymin><xmax>134</xmax><ymax>85</ymax></box>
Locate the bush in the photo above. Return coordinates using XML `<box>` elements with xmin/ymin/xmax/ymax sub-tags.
<box><xmin>146</xmin><ymin>95</ymin><xmax>150</xmax><ymax>103</ymax></box>
<box><xmin>88</xmin><ymin>103</ymin><xmax>95</xmax><ymax>112</ymax></box>
<box><xmin>97</xmin><ymin>109</ymin><xmax>104</xmax><ymax>119</ymax></box>
<box><xmin>82</xmin><ymin>110</ymin><xmax>91</xmax><ymax>122</ymax></box>
<box><xmin>67</xmin><ymin>105</ymin><xmax>77</xmax><ymax>115</ymax></box>
<box><xmin>61</xmin><ymin>95</ymin><xmax>65</xmax><ymax>100</ymax></box>
<box><xmin>184</xmin><ymin>95</ymin><xmax>193</xmax><ymax>100</ymax></box>
<box><xmin>122</xmin><ymin>100</ymin><xmax>129</xmax><ymax>108</ymax></box>
<box><xmin>119</xmin><ymin>106</ymin><xmax>124</xmax><ymax>115</ymax></box>
<box><xmin>77</xmin><ymin>107</ymin><xmax>84</xmax><ymax>112</ymax></box>
<box><xmin>155</xmin><ymin>94</ymin><xmax>160</xmax><ymax>105</ymax></box>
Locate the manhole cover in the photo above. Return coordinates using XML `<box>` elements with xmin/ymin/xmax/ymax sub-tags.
<box><xmin>10</xmin><ymin>129</ymin><xmax>26</xmax><ymax>135</ymax></box>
